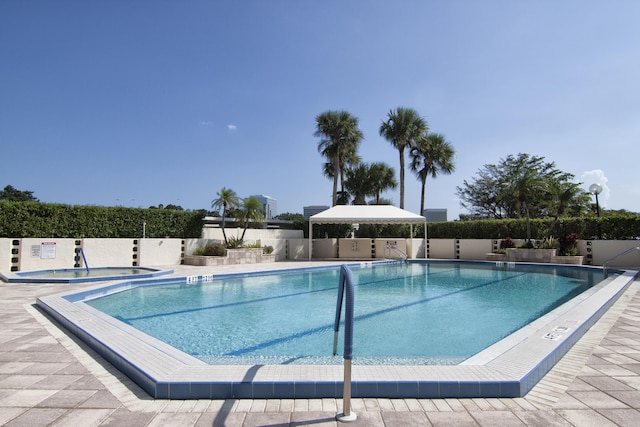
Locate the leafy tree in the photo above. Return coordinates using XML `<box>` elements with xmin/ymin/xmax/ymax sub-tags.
<box><xmin>314</xmin><ymin>110</ymin><xmax>364</xmax><ymax>206</ymax></box>
<box><xmin>211</xmin><ymin>187</ymin><xmax>241</xmax><ymax>246</ymax></box>
<box><xmin>409</xmin><ymin>133</ymin><xmax>455</xmax><ymax>215</ymax></box>
<box><xmin>379</xmin><ymin>107</ymin><xmax>428</xmax><ymax>209</ymax></box>
<box><xmin>238</xmin><ymin>196</ymin><xmax>265</xmax><ymax>243</ymax></box>
<box><xmin>456</xmin><ymin>153</ymin><xmax>591</xmax><ymax>222</ymax></box>
<box><xmin>149</xmin><ymin>203</ymin><xmax>184</xmax><ymax>210</ymax></box>
<box><xmin>0</xmin><ymin>185</ymin><xmax>39</xmax><ymax>202</ymax></box>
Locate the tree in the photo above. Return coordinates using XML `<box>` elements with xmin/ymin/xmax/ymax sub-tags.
<box><xmin>545</xmin><ymin>181</ymin><xmax>591</xmax><ymax>237</ymax></box>
<box><xmin>238</xmin><ymin>196</ymin><xmax>265</xmax><ymax>243</ymax></box>
<box><xmin>344</xmin><ymin>163</ymin><xmax>374</xmax><ymax>205</ymax></box>
<box><xmin>369</xmin><ymin>162</ymin><xmax>397</xmax><ymax>205</ymax></box>
<box><xmin>379</xmin><ymin>107</ymin><xmax>428</xmax><ymax>209</ymax></box>
<box><xmin>409</xmin><ymin>133</ymin><xmax>455</xmax><ymax>215</ymax></box>
<box><xmin>456</xmin><ymin>153</ymin><xmax>591</xmax><ymax>221</ymax></box>
<box><xmin>314</xmin><ymin>111</ymin><xmax>364</xmax><ymax>206</ymax></box>
<box><xmin>0</xmin><ymin>185</ymin><xmax>39</xmax><ymax>202</ymax></box>
<box><xmin>344</xmin><ymin>162</ymin><xmax>397</xmax><ymax>206</ymax></box>
<box><xmin>211</xmin><ymin>187</ymin><xmax>241</xmax><ymax>246</ymax></box>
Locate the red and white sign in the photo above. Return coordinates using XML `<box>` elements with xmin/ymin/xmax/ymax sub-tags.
<box><xmin>40</xmin><ymin>242</ymin><xmax>56</xmax><ymax>259</ymax></box>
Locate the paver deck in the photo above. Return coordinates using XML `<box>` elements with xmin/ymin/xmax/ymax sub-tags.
<box><xmin>1</xmin><ymin>262</ymin><xmax>639</xmax><ymax>426</ymax></box>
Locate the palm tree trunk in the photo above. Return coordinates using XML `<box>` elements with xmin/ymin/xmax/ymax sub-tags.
<box><xmin>420</xmin><ymin>178</ymin><xmax>426</xmax><ymax>216</ymax></box>
<box><xmin>399</xmin><ymin>150</ymin><xmax>405</xmax><ymax>209</ymax></box>
<box><xmin>332</xmin><ymin>154</ymin><xmax>339</xmax><ymax>206</ymax></box>
<box><xmin>221</xmin><ymin>215</ymin><xmax>228</xmax><ymax>246</ymax></box>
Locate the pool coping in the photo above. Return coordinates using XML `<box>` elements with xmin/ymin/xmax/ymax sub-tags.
<box><xmin>35</xmin><ymin>261</ymin><xmax>637</xmax><ymax>399</ymax></box>
<box><xmin>1</xmin><ymin>266</ymin><xmax>173</xmax><ymax>283</ymax></box>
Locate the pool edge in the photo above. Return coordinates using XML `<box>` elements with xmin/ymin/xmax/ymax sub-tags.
<box><xmin>35</xmin><ymin>265</ymin><xmax>638</xmax><ymax>399</ymax></box>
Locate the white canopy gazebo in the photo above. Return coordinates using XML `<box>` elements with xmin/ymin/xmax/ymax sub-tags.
<box><xmin>308</xmin><ymin>205</ymin><xmax>427</xmax><ymax>260</ymax></box>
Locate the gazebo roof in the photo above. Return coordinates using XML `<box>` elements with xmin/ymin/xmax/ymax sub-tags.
<box><xmin>309</xmin><ymin>205</ymin><xmax>426</xmax><ymax>224</ymax></box>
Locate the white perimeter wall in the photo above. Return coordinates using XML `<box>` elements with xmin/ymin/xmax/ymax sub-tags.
<box><xmin>82</xmin><ymin>239</ymin><xmax>136</xmax><ymax>267</ymax></box>
<box><xmin>138</xmin><ymin>238</ymin><xmax>183</xmax><ymax>266</ymax></box>
<box><xmin>3</xmin><ymin>236</ymin><xmax>639</xmax><ymax>273</ymax></box>
<box><xmin>428</xmin><ymin>239</ymin><xmax>456</xmax><ymax>259</ymax></box>
<box><xmin>18</xmin><ymin>238</ymin><xmax>78</xmax><ymax>271</ymax></box>
<box><xmin>0</xmin><ymin>238</ymin><xmax>15</xmax><ymax>272</ymax></box>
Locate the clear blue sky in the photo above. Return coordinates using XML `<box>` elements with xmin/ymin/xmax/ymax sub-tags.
<box><xmin>2</xmin><ymin>1</ymin><xmax>639</xmax><ymax>218</ymax></box>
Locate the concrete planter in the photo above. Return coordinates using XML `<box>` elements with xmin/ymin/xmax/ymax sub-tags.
<box><xmin>184</xmin><ymin>248</ymin><xmax>276</xmax><ymax>266</ymax></box>
<box><xmin>506</xmin><ymin>248</ymin><xmax>557</xmax><ymax>263</ymax></box>
<box><xmin>485</xmin><ymin>253</ymin><xmax>507</xmax><ymax>262</ymax></box>
<box><xmin>550</xmin><ymin>255</ymin><xmax>585</xmax><ymax>265</ymax></box>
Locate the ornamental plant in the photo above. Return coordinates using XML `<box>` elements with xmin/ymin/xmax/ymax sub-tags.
<box><xmin>558</xmin><ymin>233</ymin><xmax>580</xmax><ymax>256</ymax></box>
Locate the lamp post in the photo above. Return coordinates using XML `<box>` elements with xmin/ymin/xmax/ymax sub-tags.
<box><xmin>589</xmin><ymin>183</ymin><xmax>602</xmax><ymax>239</ymax></box>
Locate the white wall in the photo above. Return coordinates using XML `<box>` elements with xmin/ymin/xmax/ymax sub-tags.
<box><xmin>457</xmin><ymin>239</ymin><xmax>494</xmax><ymax>261</ymax></box>
<box><xmin>428</xmin><ymin>239</ymin><xmax>456</xmax><ymax>259</ymax></box>
<box><xmin>408</xmin><ymin>238</ymin><xmax>426</xmax><ymax>258</ymax></box>
<box><xmin>18</xmin><ymin>238</ymin><xmax>78</xmax><ymax>271</ymax></box>
<box><xmin>587</xmin><ymin>240</ymin><xmax>640</xmax><ymax>267</ymax></box>
<box><xmin>313</xmin><ymin>239</ymin><xmax>338</xmax><ymax>258</ymax></box>
<box><xmin>138</xmin><ymin>238</ymin><xmax>183</xmax><ymax>266</ymax></box>
<box><xmin>0</xmin><ymin>238</ymin><xmax>14</xmax><ymax>272</ymax></box>
<box><xmin>287</xmin><ymin>239</ymin><xmax>309</xmax><ymax>260</ymax></box>
<box><xmin>82</xmin><ymin>239</ymin><xmax>135</xmax><ymax>267</ymax></box>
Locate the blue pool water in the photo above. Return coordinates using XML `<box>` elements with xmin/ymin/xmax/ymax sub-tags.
<box><xmin>85</xmin><ymin>261</ymin><xmax>600</xmax><ymax>365</ymax></box>
<box><xmin>3</xmin><ymin>266</ymin><xmax>172</xmax><ymax>283</ymax></box>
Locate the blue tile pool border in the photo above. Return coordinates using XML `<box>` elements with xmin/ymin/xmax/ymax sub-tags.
<box><xmin>35</xmin><ymin>261</ymin><xmax>637</xmax><ymax>399</ymax></box>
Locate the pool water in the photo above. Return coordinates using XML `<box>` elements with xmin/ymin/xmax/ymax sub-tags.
<box><xmin>22</xmin><ymin>267</ymin><xmax>151</xmax><ymax>279</ymax></box>
<box><xmin>3</xmin><ymin>266</ymin><xmax>172</xmax><ymax>283</ymax></box>
<box><xmin>85</xmin><ymin>262</ymin><xmax>599</xmax><ymax>365</ymax></box>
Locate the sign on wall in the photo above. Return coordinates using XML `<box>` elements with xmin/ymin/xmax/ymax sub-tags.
<box><xmin>40</xmin><ymin>242</ymin><xmax>56</xmax><ymax>259</ymax></box>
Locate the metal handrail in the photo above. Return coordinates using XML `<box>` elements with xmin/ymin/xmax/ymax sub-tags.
<box><xmin>333</xmin><ymin>264</ymin><xmax>356</xmax><ymax>422</ymax></box>
<box><xmin>385</xmin><ymin>246</ymin><xmax>408</xmax><ymax>261</ymax></box>
<box><xmin>75</xmin><ymin>247</ymin><xmax>90</xmax><ymax>272</ymax></box>
<box><xmin>603</xmin><ymin>246</ymin><xmax>640</xmax><ymax>277</ymax></box>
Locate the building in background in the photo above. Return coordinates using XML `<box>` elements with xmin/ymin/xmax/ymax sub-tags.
<box><xmin>303</xmin><ymin>205</ymin><xmax>330</xmax><ymax>220</ymax></box>
<box><xmin>252</xmin><ymin>195</ymin><xmax>277</xmax><ymax>220</ymax></box>
<box><xmin>423</xmin><ymin>208</ymin><xmax>447</xmax><ymax>222</ymax></box>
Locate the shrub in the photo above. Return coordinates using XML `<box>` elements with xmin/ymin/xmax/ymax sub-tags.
<box><xmin>537</xmin><ymin>236</ymin><xmax>559</xmax><ymax>250</ymax></box>
<box><xmin>263</xmin><ymin>245</ymin><xmax>273</xmax><ymax>254</ymax></box>
<box><xmin>193</xmin><ymin>243</ymin><xmax>226</xmax><ymax>257</ymax></box>
<box><xmin>559</xmin><ymin>233</ymin><xmax>579</xmax><ymax>256</ymax></box>
<box><xmin>226</xmin><ymin>236</ymin><xmax>243</xmax><ymax>249</ymax></box>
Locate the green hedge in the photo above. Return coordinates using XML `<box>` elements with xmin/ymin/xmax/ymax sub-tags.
<box><xmin>0</xmin><ymin>201</ymin><xmax>205</xmax><ymax>238</ymax></box>
<box><xmin>427</xmin><ymin>215</ymin><xmax>640</xmax><ymax>240</ymax></box>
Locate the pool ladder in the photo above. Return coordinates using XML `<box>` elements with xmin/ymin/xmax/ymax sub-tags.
<box><xmin>333</xmin><ymin>264</ymin><xmax>356</xmax><ymax>422</ymax></box>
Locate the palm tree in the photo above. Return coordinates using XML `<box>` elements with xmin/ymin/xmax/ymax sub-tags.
<box><xmin>315</xmin><ymin>110</ymin><xmax>364</xmax><ymax>206</ymax></box>
<box><xmin>510</xmin><ymin>170</ymin><xmax>545</xmax><ymax>246</ymax></box>
<box><xmin>379</xmin><ymin>107</ymin><xmax>428</xmax><ymax>209</ymax></box>
<box><xmin>211</xmin><ymin>187</ymin><xmax>241</xmax><ymax>246</ymax></box>
<box><xmin>545</xmin><ymin>181</ymin><xmax>585</xmax><ymax>238</ymax></box>
<box><xmin>239</xmin><ymin>196</ymin><xmax>265</xmax><ymax>243</ymax></box>
<box><xmin>409</xmin><ymin>133</ymin><xmax>455</xmax><ymax>215</ymax></box>
<box><xmin>369</xmin><ymin>162</ymin><xmax>397</xmax><ymax>205</ymax></box>
<box><xmin>344</xmin><ymin>163</ymin><xmax>374</xmax><ymax>205</ymax></box>
<box><xmin>321</xmin><ymin>149</ymin><xmax>361</xmax><ymax>204</ymax></box>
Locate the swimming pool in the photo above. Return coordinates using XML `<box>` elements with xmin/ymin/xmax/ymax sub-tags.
<box><xmin>1</xmin><ymin>266</ymin><xmax>172</xmax><ymax>283</ymax></box>
<box><xmin>36</xmin><ymin>260</ymin><xmax>636</xmax><ymax>399</ymax></box>
<box><xmin>83</xmin><ymin>262</ymin><xmax>600</xmax><ymax>366</ymax></box>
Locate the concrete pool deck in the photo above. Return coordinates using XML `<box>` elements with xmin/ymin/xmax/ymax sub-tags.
<box><xmin>2</xmin><ymin>262</ymin><xmax>640</xmax><ymax>426</ymax></box>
